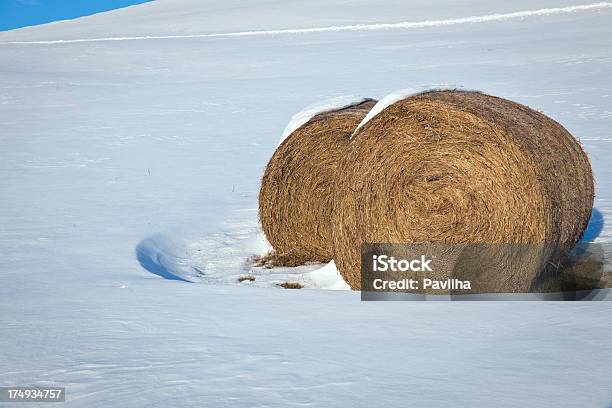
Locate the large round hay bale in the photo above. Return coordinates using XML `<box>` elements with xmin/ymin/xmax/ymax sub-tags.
<box><xmin>332</xmin><ymin>90</ymin><xmax>594</xmax><ymax>293</ymax></box>
<box><xmin>259</xmin><ymin>99</ymin><xmax>377</xmax><ymax>264</ymax></box>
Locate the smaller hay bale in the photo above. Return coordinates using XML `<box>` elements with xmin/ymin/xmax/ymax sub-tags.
<box><xmin>259</xmin><ymin>99</ymin><xmax>377</xmax><ymax>265</ymax></box>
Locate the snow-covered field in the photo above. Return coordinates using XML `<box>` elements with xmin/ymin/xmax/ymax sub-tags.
<box><xmin>1</xmin><ymin>1</ymin><xmax>611</xmax><ymax>406</ymax></box>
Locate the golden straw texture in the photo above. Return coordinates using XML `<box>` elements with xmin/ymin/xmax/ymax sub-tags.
<box><xmin>332</xmin><ymin>90</ymin><xmax>594</xmax><ymax>292</ymax></box>
<box><xmin>259</xmin><ymin>99</ymin><xmax>377</xmax><ymax>264</ymax></box>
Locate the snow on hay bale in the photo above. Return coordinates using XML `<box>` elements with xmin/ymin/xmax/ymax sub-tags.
<box><xmin>332</xmin><ymin>90</ymin><xmax>594</xmax><ymax>292</ymax></box>
<box><xmin>259</xmin><ymin>98</ymin><xmax>377</xmax><ymax>264</ymax></box>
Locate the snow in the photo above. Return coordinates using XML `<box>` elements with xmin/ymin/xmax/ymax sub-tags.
<box><xmin>278</xmin><ymin>96</ymin><xmax>370</xmax><ymax>146</ymax></box>
<box><xmin>306</xmin><ymin>260</ymin><xmax>351</xmax><ymax>290</ymax></box>
<box><xmin>354</xmin><ymin>88</ymin><xmax>419</xmax><ymax>133</ymax></box>
<box><xmin>2</xmin><ymin>1</ymin><xmax>611</xmax><ymax>43</ymax></box>
<box><xmin>135</xmin><ymin>219</ymin><xmax>347</xmax><ymax>289</ymax></box>
<box><xmin>1</xmin><ymin>0</ymin><xmax>612</xmax><ymax>407</ymax></box>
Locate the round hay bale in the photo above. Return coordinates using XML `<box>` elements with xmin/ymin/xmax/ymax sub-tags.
<box><xmin>332</xmin><ymin>90</ymin><xmax>594</xmax><ymax>293</ymax></box>
<box><xmin>259</xmin><ymin>99</ymin><xmax>377</xmax><ymax>264</ymax></box>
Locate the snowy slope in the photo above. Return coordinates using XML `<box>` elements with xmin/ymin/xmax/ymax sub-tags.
<box><xmin>1</xmin><ymin>1</ymin><xmax>612</xmax><ymax>407</ymax></box>
<box><xmin>0</xmin><ymin>0</ymin><xmax>604</xmax><ymax>42</ymax></box>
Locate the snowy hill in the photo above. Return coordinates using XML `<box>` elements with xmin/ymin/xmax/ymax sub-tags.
<box><xmin>0</xmin><ymin>0</ymin><xmax>607</xmax><ymax>41</ymax></box>
<box><xmin>1</xmin><ymin>0</ymin><xmax>611</xmax><ymax>407</ymax></box>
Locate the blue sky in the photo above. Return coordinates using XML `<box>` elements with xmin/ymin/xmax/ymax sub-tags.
<box><xmin>0</xmin><ymin>0</ymin><xmax>153</xmax><ymax>32</ymax></box>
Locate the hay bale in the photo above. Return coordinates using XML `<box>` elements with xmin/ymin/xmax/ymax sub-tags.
<box><xmin>332</xmin><ymin>90</ymin><xmax>594</xmax><ymax>292</ymax></box>
<box><xmin>259</xmin><ymin>99</ymin><xmax>377</xmax><ymax>265</ymax></box>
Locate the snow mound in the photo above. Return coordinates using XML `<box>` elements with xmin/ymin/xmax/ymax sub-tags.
<box><xmin>135</xmin><ymin>234</ymin><xmax>197</xmax><ymax>282</ymax></box>
<box><xmin>353</xmin><ymin>88</ymin><xmax>419</xmax><ymax>135</ymax></box>
<box><xmin>279</xmin><ymin>96</ymin><xmax>370</xmax><ymax>147</ymax></box>
<box><xmin>134</xmin><ymin>215</ymin><xmax>349</xmax><ymax>290</ymax></box>
<box><xmin>306</xmin><ymin>260</ymin><xmax>351</xmax><ymax>290</ymax></box>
